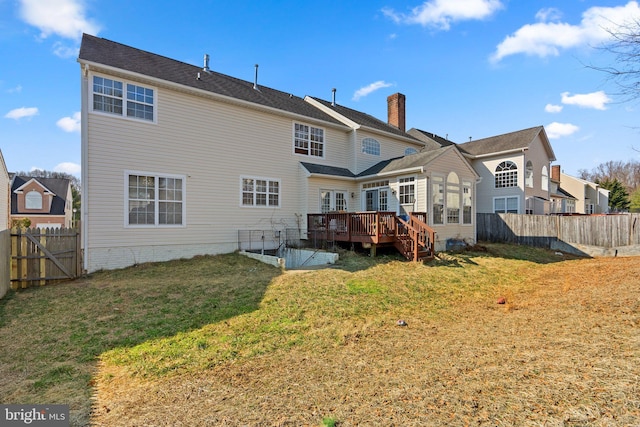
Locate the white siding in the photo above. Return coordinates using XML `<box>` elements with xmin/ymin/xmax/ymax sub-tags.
<box><xmin>353</xmin><ymin>130</ymin><xmax>422</xmax><ymax>175</ymax></box>
<box><xmin>472</xmin><ymin>154</ymin><xmax>525</xmax><ymax>214</ymax></box>
<box><xmin>84</xmin><ymin>75</ymin><xmax>351</xmax><ymax>271</ymax></box>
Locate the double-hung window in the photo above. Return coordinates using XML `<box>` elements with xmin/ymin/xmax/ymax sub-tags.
<box><xmin>294</xmin><ymin>123</ymin><xmax>324</xmax><ymax>157</ymax></box>
<box><xmin>127</xmin><ymin>172</ymin><xmax>185</xmax><ymax>226</ymax></box>
<box><xmin>242</xmin><ymin>177</ymin><xmax>280</xmax><ymax>208</ymax></box>
<box><xmin>494</xmin><ymin>196</ymin><xmax>519</xmax><ymax>214</ymax></box>
<box><xmin>93</xmin><ymin>75</ymin><xmax>155</xmax><ymax>122</ymax></box>
<box><xmin>399</xmin><ymin>177</ymin><xmax>415</xmax><ymax>205</ymax></box>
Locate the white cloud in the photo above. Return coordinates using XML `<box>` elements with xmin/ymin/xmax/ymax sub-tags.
<box><xmin>383</xmin><ymin>0</ymin><xmax>503</xmax><ymax>30</ymax></box>
<box><xmin>19</xmin><ymin>0</ymin><xmax>100</xmax><ymax>40</ymax></box>
<box><xmin>7</xmin><ymin>85</ymin><xmax>23</xmax><ymax>94</ymax></box>
<box><xmin>4</xmin><ymin>107</ymin><xmax>39</xmax><ymax>120</ymax></box>
<box><xmin>491</xmin><ymin>1</ymin><xmax>640</xmax><ymax>63</ymax></box>
<box><xmin>545</xmin><ymin>104</ymin><xmax>563</xmax><ymax>113</ymax></box>
<box><xmin>352</xmin><ymin>81</ymin><xmax>394</xmax><ymax>101</ymax></box>
<box><xmin>546</xmin><ymin>122</ymin><xmax>579</xmax><ymax>139</ymax></box>
<box><xmin>57</xmin><ymin>112</ymin><xmax>81</xmax><ymax>132</ymax></box>
<box><xmin>54</xmin><ymin>162</ymin><xmax>81</xmax><ymax>176</ymax></box>
<box><xmin>561</xmin><ymin>91</ymin><xmax>611</xmax><ymax>110</ymax></box>
<box><xmin>53</xmin><ymin>41</ymin><xmax>79</xmax><ymax>58</ymax></box>
<box><xmin>535</xmin><ymin>8</ymin><xmax>562</xmax><ymax>23</ymax></box>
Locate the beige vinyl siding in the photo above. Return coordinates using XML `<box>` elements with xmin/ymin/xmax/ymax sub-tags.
<box><xmin>354</xmin><ymin>130</ymin><xmax>422</xmax><ymax>175</ymax></box>
<box><xmin>0</xmin><ymin>154</ymin><xmax>8</xmax><ymax>229</ymax></box>
<box><xmin>472</xmin><ymin>154</ymin><xmax>525</xmax><ymax>214</ymax></box>
<box><xmin>524</xmin><ymin>135</ymin><xmax>552</xmax><ymax>201</ymax></box>
<box><xmin>85</xmin><ymin>79</ymin><xmax>346</xmax><ymax>271</ymax></box>
<box><xmin>305</xmin><ymin>177</ymin><xmax>358</xmax><ymax>214</ymax></box>
<box><xmin>424</xmin><ymin>148</ymin><xmax>477</xmax><ymax>249</ymax></box>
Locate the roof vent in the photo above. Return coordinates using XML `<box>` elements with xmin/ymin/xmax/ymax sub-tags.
<box><xmin>253</xmin><ymin>64</ymin><xmax>260</xmax><ymax>91</ymax></box>
<box><xmin>331</xmin><ymin>88</ymin><xmax>336</xmax><ymax>107</ymax></box>
<box><xmin>203</xmin><ymin>54</ymin><xmax>211</xmax><ymax>73</ymax></box>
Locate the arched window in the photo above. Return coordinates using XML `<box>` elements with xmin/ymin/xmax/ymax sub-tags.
<box><xmin>404</xmin><ymin>147</ymin><xmax>418</xmax><ymax>156</ymax></box>
<box><xmin>446</xmin><ymin>172</ymin><xmax>460</xmax><ymax>223</ymax></box>
<box><xmin>541</xmin><ymin>166</ymin><xmax>549</xmax><ymax>191</ymax></box>
<box><xmin>25</xmin><ymin>190</ymin><xmax>42</xmax><ymax>209</ymax></box>
<box><xmin>495</xmin><ymin>161</ymin><xmax>518</xmax><ymax>188</ymax></box>
<box><xmin>362</xmin><ymin>138</ymin><xmax>380</xmax><ymax>156</ymax></box>
<box><xmin>525</xmin><ymin>161</ymin><xmax>533</xmax><ymax>188</ymax></box>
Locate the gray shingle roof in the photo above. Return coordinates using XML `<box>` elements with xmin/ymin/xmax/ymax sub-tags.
<box><xmin>407</xmin><ymin>128</ymin><xmax>456</xmax><ymax>149</ymax></box>
<box><xmin>457</xmin><ymin>126</ymin><xmax>545</xmax><ymax>156</ymax></box>
<box><xmin>11</xmin><ymin>176</ymin><xmax>70</xmax><ymax>215</ymax></box>
<box><xmin>78</xmin><ymin>34</ymin><xmax>344</xmax><ymax>126</ymax></box>
<box><xmin>309</xmin><ymin>97</ymin><xmax>419</xmax><ymax>139</ymax></box>
<box><xmin>358</xmin><ymin>146</ymin><xmax>452</xmax><ymax>177</ymax></box>
<box><xmin>300</xmin><ymin>163</ymin><xmax>355</xmax><ymax>178</ymax></box>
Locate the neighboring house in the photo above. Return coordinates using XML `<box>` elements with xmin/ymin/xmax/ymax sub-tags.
<box><xmin>78</xmin><ymin>34</ymin><xmax>478</xmax><ymax>272</ymax></box>
<box><xmin>10</xmin><ymin>176</ymin><xmax>73</xmax><ymax>229</ymax></box>
<box><xmin>457</xmin><ymin>126</ymin><xmax>556</xmax><ymax>215</ymax></box>
<box><xmin>0</xmin><ymin>150</ymin><xmax>9</xmax><ymax>229</ymax></box>
<box><xmin>551</xmin><ymin>165</ymin><xmax>609</xmax><ymax>214</ymax></box>
<box><xmin>549</xmin><ymin>165</ymin><xmax>578</xmax><ymax>214</ymax></box>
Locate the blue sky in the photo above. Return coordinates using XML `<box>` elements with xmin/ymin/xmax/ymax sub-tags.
<box><xmin>1</xmin><ymin>0</ymin><xmax>639</xmax><ymax>178</ymax></box>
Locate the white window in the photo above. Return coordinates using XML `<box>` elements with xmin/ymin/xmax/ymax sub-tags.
<box><xmin>446</xmin><ymin>172</ymin><xmax>460</xmax><ymax>224</ymax></box>
<box><xmin>495</xmin><ymin>161</ymin><xmax>518</xmax><ymax>188</ymax></box>
<box><xmin>404</xmin><ymin>147</ymin><xmax>418</xmax><ymax>156</ymax></box>
<box><xmin>127</xmin><ymin>172</ymin><xmax>185</xmax><ymax>226</ymax></box>
<box><xmin>432</xmin><ymin>176</ymin><xmax>444</xmax><ymax>225</ymax></box>
<box><xmin>93</xmin><ymin>75</ymin><xmax>155</xmax><ymax>122</ymax></box>
<box><xmin>25</xmin><ymin>191</ymin><xmax>42</xmax><ymax>209</ymax></box>
<box><xmin>541</xmin><ymin>166</ymin><xmax>549</xmax><ymax>191</ymax></box>
<box><xmin>494</xmin><ymin>196</ymin><xmax>519</xmax><ymax>214</ymax></box>
<box><xmin>399</xmin><ymin>177</ymin><xmax>415</xmax><ymax>205</ymax></box>
<box><xmin>362</xmin><ymin>138</ymin><xmax>380</xmax><ymax>156</ymax></box>
<box><xmin>525</xmin><ymin>161</ymin><xmax>533</xmax><ymax>188</ymax></box>
<box><xmin>463</xmin><ymin>180</ymin><xmax>472</xmax><ymax>224</ymax></box>
<box><xmin>320</xmin><ymin>190</ymin><xmax>348</xmax><ymax>213</ymax></box>
<box><xmin>294</xmin><ymin>123</ymin><xmax>324</xmax><ymax>157</ymax></box>
<box><xmin>363</xmin><ymin>181</ymin><xmax>390</xmax><ymax>211</ymax></box>
<box><xmin>242</xmin><ymin>177</ymin><xmax>280</xmax><ymax>208</ymax></box>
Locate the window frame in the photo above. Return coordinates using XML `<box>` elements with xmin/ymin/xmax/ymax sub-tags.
<box><xmin>25</xmin><ymin>190</ymin><xmax>43</xmax><ymax>210</ymax></box>
<box><xmin>398</xmin><ymin>176</ymin><xmax>416</xmax><ymax>206</ymax></box>
<box><xmin>320</xmin><ymin>189</ymin><xmax>348</xmax><ymax>213</ymax></box>
<box><xmin>404</xmin><ymin>147</ymin><xmax>418</xmax><ymax>156</ymax></box>
<box><xmin>446</xmin><ymin>172</ymin><xmax>460</xmax><ymax>224</ymax></box>
<box><xmin>124</xmin><ymin>171</ymin><xmax>186</xmax><ymax>228</ymax></box>
<box><xmin>541</xmin><ymin>166</ymin><xmax>549</xmax><ymax>191</ymax></box>
<box><xmin>240</xmin><ymin>176</ymin><xmax>281</xmax><ymax>209</ymax></box>
<box><xmin>361</xmin><ymin>138</ymin><xmax>381</xmax><ymax>156</ymax></box>
<box><xmin>91</xmin><ymin>73</ymin><xmax>157</xmax><ymax>123</ymax></box>
<box><xmin>493</xmin><ymin>196</ymin><xmax>519</xmax><ymax>214</ymax></box>
<box><xmin>293</xmin><ymin>122</ymin><xmax>325</xmax><ymax>158</ymax></box>
<box><xmin>432</xmin><ymin>175</ymin><xmax>444</xmax><ymax>225</ymax></box>
<box><xmin>495</xmin><ymin>161</ymin><xmax>518</xmax><ymax>188</ymax></box>
<box><xmin>525</xmin><ymin>161</ymin><xmax>533</xmax><ymax>188</ymax></box>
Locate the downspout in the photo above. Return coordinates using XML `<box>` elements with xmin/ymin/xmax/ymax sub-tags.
<box><xmin>80</xmin><ymin>63</ymin><xmax>89</xmax><ymax>273</ymax></box>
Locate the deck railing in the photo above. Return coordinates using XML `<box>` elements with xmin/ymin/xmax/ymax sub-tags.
<box><xmin>307</xmin><ymin>211</ymin><xmax>435</xmax><ymax>260</ymax></box>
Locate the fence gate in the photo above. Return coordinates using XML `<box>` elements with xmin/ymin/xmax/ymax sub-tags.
<box><xmin>10</xmin><ymin>228</ymin><xmax>81</xmax><ymax>289</ymax></box>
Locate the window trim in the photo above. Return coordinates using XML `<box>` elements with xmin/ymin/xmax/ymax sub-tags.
<box><xmin>124</xmin><ymin>170</ymin><xmax>186</xmax><ymax>228</ymax></box>
<box><xmin>493</xmin><ymin>196</ymin><xmax>519</xmax><ymax>214</ymax></box>
<box><xmin>293</xmin><ymin>122</ymin><xmax>325</xmax><ymax>158</ymax></box>
<box><xmin>404</xmin><ymin>147</ymin><xmax>418</xmax><ymax>156</ymax></box>
<box><xmin>91</xmin><ymin>73</ymin><xmax>157</xmax><ymax>124</ymax></box>
<box><xmin>320</xmin><ymin>189</ymin><xmax>348</xmax><ymax>213</ymax></box>
<box><xmin>525</xmin><ymin>161</ymin><xmax>533</xmax><ymax>188</ymax></box>
<box><xmin>361</xmin><ymin>138</ymin><xmax>380</xmax><ymax>156</ymax></box>
<box><xmin>25</xmin><ymin>190</ymin><xmax>43</xmax><ymax>210</ymax></box>
<box><xmin>541</xmin><ymin>165</ymin><xmax>549</xmax><ymax>191</ymax></box>
<box><xmin>240</xmin><ymin>175</ymin><xmax>281</xmax><ymax>209</ymax></box>
<box><xmin>495</xmin><ymin>161</ymin><xmax>518</xmax><ymax>189</ymax></box>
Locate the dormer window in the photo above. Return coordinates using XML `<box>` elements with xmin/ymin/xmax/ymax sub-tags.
<box><xmin>25</xmin><ymin>190</ymin><xmax>42</xmax><ymax>209</ymax></box>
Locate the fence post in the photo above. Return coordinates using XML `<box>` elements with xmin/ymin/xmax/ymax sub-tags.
<box><xmin>39</xmin><ymin>229</ymin><xmax>46</xmax><ymax>286</ymax></box>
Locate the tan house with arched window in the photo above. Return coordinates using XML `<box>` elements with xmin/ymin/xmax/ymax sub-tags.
<box><xmin>457</xmin><ymin>126</ymin><xmax>556</xmax><ymax>215</ymax></box>
<box><xmin>10</xmin><ymin>176</ymin><xmax>73</xmax><ymax>229</ymax></box>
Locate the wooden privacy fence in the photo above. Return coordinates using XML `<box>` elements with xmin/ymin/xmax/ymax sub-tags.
<box><xmin>477</xmin><ymin>213</ymin><xmax>640</xmax><ymax>249</ymax></box>
<box><xmin>11</xmin><ymin>227</ymin><xmax>81</xmax><ymax>289</ymax></box>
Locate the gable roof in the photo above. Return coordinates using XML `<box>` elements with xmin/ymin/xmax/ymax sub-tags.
<box><xmin>306</xmin><ymin>97</ymin><xmax>421</xmax><ymax>140</ymax></box>
<box><xmin>11</xmin><ymin>176</ymin><xmax>70</xmax><ymax>215</ymax></box>
<box><xmin>457</xmin><ymin>125</ymin><xmax>556</xmax><ymax>161</ymax></box>
<box><xmin>301</xmin><ymin>146</ymin><xmax>476</xmax><ymax>180</ymax></box>
<box><xmin>407</xmin><ymin>128</ymin><xmax>456</xmax><ymax>149</ymax></box>
<box><xmin>78</xmin><ymin>34</ymin><xmax>345</xmax><ymax>127</ymax></box>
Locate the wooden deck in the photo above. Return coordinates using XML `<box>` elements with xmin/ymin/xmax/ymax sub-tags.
<box><xmin>307</xmin><ymin>212</ymin><xmax>436</xmax><ymax>261</ymax></box>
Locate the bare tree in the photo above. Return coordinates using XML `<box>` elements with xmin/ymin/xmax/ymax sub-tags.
<box><xmin>589</xmin><ymin>18</ymin><xmax>640</xmax><ymax>101</ymax></box>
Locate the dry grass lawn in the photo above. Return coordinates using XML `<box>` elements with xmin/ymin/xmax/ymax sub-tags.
<box><xmin>92</xmin><ymin>249</ymin><xmax>639</xmax><ymax>426</ymax></box>
<box><xmin>1</xmin><ymin>244</ymin><xmax>639</xmax><ymax>426</ymax></box>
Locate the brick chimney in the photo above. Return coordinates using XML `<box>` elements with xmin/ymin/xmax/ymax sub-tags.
<box><xmin>387</xmin><ymin>93</ymin><xmax>406</xmax><ymax>132</ymax></box>
<box><xmin>551</xmin><ymin>165</ymin><xmax>561</xmax><ymax>182</ymax></box>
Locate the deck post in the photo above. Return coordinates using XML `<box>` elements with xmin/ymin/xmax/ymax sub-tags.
<box><xmin>370</xmin><ymin>243</ymin><xmax>377</xmax><ymax>258</ymax></box>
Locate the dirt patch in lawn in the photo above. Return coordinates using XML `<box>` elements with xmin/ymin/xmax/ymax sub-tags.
<box><xmin>91</xmin><ymin>255</ymin><xmax>640</xmax><ymax>426</ymax></box>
